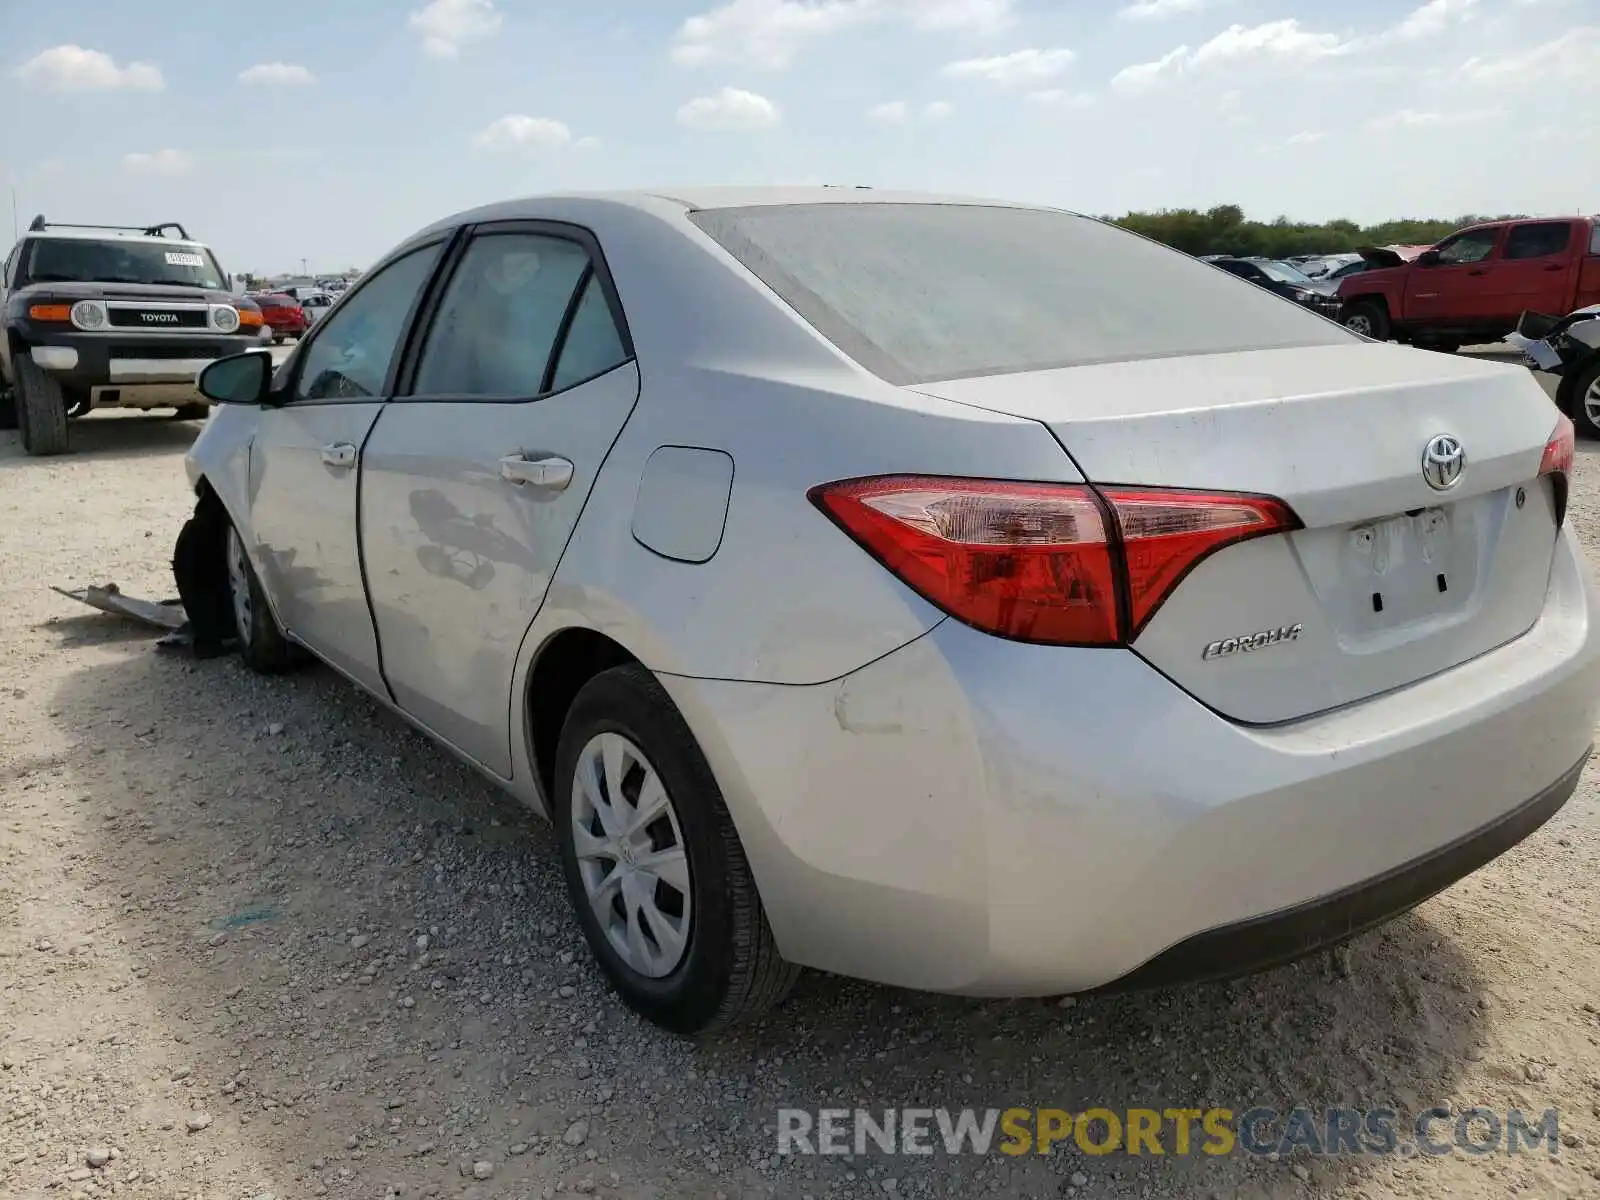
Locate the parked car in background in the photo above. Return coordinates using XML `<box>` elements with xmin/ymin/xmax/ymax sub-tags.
<box><xmin>1336</xmin><ymin>217</ymin><xmax>1600</xmax><ymax>352</ymax></box>
<box><xmin>1506</xmin><ymin>305</ymin><xmax>1600</xmax><ymax>437</ymax></box>
<box><xmin>1301</xmin><ymin>253</ymin><xmax>1363</xmax><ymax>280</ymax></box>
<box><xmin>179</xmin><ymin>188</ymin><xmax>1595</xmax><ymax>1035</ymax></box>
<box><xmin>251</xmin><ymin>293</ymin><xmax>307</xmax><ymax>343</ymax></box>
<box><xmin>1209</xmin><ymin>256</ymin><xmax>1342</xmax><ymax>318</ymax></box>
<box><xmin>298</xmin><ymin>289</ymin><xmax>335</xmax><ymax>325</ymax></box>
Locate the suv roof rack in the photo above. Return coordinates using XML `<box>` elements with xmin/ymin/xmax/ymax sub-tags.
<box><xmin>27</xmin><ymin>215</ymin><xmax>192</xmax><ymax>240</ymax></box>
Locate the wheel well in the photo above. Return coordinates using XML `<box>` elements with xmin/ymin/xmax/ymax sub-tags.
<box><xmin>526</xmin><ymin>628</ymin><xmax>638</xmax><ymax>798</ymax></box>
<box><xmin>1342</xmin><ymin>293</ymin><xmax>1388</xmax><ymax>315</ymax></box>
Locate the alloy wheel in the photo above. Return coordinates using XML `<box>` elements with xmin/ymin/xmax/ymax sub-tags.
<box><xmin>1585</xmin><ymin>375</ymin><xmax>1600</xmax><ymax>432</ymax></box>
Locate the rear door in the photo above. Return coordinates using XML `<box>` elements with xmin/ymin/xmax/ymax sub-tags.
<box><xmin>1494</xmin><ymin>220</ymin><xmax>1579</xmax><ymax>322</ymax></box>
<box><xmin>245</xmin><ymin>239</ymin><xmax>445</xmax><ymax>694</ymax></box>
<box><xmin>1404</xmin><ymin>225</ymin><xmax>1503</xmax><ymax>325</ymax></box>
<box><xmin>358</xmin><ymin>222</ymin><xmax>638</xmax><ymax>776</ymax></box>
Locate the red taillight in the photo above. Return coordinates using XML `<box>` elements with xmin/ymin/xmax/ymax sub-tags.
<box><xmin>1539</xmin><ymin>413</ymin><xmax>1574</xmax><ymax>526</ymax></box>
<box><xmin>1539</xmin><ymin>414</ymin><xmax>1574</xmax><ymax>480</ymax></box>
<box><xmin>809</xmin><ymin>476</ymin><xmax>1299</xmax><ymax>647</ymax></box>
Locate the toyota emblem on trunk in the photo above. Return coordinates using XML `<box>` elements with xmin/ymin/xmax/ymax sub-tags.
<box><xmin>1421</xmin><ymin>433</ymin><xmax>1466</xmax><ymax>491</ymax></box>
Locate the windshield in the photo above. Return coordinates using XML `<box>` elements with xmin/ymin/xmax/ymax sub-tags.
<box><xmin>689</xmin><ymin>203</ymin><xmax>1353</xmax><ymax>385</ymax></box>
<box><xmin>1256</xmin><ymin>260</ymin><xmax>1314</xmax><ymax>286</ymax></box>
<box><xmin>22</xmin><ymin>237</ymin><xmax>226</xmax><ymax>289</ymax></box>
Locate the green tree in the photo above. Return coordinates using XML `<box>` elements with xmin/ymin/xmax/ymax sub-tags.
<box><xmin>1108</xmin><ymin>206</ymin><xmax>1527</xmax><ymax>258</ymax></box>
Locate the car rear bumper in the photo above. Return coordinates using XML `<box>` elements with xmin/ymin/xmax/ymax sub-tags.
<box><xmin>659</xmin><ymin>524</ymin><xmax>1600</xmax><ymax>995</ymax></box>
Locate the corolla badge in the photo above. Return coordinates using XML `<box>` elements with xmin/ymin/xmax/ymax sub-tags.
<box><xmin>1201</xmin><ymin>623</ymin><xmax>1304</xmax><ymax>662</ymax></box>
<box><xmin>1421</xmin><ymin>433</ymin><xmax>1466</xmax><ymax>492</ymax></box>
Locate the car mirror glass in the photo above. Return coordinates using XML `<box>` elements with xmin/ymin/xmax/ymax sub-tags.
<box><xmin>197</xmin><ymin>351</ymin><xmax>270</xmax><ymax>405</ymax></box>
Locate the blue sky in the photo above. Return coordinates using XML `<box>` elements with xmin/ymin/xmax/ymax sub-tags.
<box><xmin>2</xmin><ymin>0</ymin><xmax>1594</xmax><ymax>276</ymax></box>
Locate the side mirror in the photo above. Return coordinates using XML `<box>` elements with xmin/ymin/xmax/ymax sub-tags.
<box><xmin>1415</xmin><ymin>249</ymin><xmax>1442</xmax><ymax>267</ymax></box>
<box><xmin>197</xmin><ymin>350</ymin><xmax>272</xmax><ymax>405</ymax></box>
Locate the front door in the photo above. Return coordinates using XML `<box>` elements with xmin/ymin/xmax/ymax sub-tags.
<box><xmin>247</xmin><ymin>240</ymin><xmax>444</xmax><ymax>694</ymax></box>
<box><xmin>359</xmin><ymin>225</ymin><xmax>638</xmax><ymax>776</ymax></box>
<box><xmin>1404</xmin><ymin>226</ymin><xmax>1504</xmax><ymax>326</ymax></box>
<box><xmin>1493</xmin><ymin>220</ymin><xmax>1579</xmax><ymax>324</ymax></box>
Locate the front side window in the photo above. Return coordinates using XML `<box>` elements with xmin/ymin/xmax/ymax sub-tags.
<box><xmin>22</xmin><ymin>237</ymin><xmax>227</xmax><ymax>289</ymax></box>
<box><xmin>294</xmin><ymin>243</ymin><xmax>441</xmax><ymax>402</ymax></box>
<box><xmin>414</xmin><ymin>233</ymin><xmax>591</xmax><ymax>397</ymax></box>
<box><xmin>1434</xmin><ymin>229</ymin><xmax>1499</xmax><ymax>266</ymax></box>
<box><xmin>690</xmin><ymin>204</ymin><xmax>1354</xmax><ymax>386</ymax></box>
<box><xmin>1503</xmin><ymin>222</ymin><xmax>1573</xmax><ymax>261</ymax></box>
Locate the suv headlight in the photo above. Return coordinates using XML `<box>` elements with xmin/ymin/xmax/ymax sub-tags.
<box><xmin>70</xmin><ymin>300</ymin><xmax>108</xmax><ymax>330</ymax></box>
<box><xmin>209</xmin><ymin>304</ymin><xmax>241</xmax><ymax>333</ymax></box>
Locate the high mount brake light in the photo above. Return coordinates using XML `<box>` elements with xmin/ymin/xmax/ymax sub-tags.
<box><xmin>1538</xmin><ymin>413</ymin><xmax>1574</xmax><ymax>526</ymax></box>
<box><xmin>809</xmin><ymin>475</ymin><xmax>1300</xmax><ymax>646</ymax></box>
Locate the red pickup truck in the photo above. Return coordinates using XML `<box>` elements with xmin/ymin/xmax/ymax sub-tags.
<box><xmin>1335</xmin><ymin>216</ymin><xmax>1600</xmax><ymax>352</ymax></box>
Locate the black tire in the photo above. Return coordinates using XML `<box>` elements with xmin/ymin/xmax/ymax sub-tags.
<box><xmin>173</xmin><ymin>403</ymin><xmax>210</xmax><ymax>420</ymax></box>
<box><xmin>224</xmin><ymin>522</ymin><xmax>297</xmax><ymax>674</ymax></box>
<box><xmin>1569</xmin><ymin>359</ymin><xmax>1600</xmax><ymax>441</ymax></box>
<box><xmin>271</xmin><ymin>335</ymin><xmax>284</xmax><ymax>345</ymax></box>
<box><xmin>553</xmin><ymin>664</ymin><xmax>798</xmax><ymax>1035</ymax></box>
<box><xmin>1340</xmin><ymin>300</ymin><xmax>1391</xmax><ymax>342</ymax></box>
<box><xmin>14</xmin><ymin>353</ymin><xmax>69</xmax><ymax>455</ymax></box>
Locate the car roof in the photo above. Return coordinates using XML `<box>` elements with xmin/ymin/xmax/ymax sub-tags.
<box><xmin>22</xmin><ymin>228</ymin><xmax>207</xmax><ymax>249</ymax></box>
<box><xmin>408</xmin><ymin>186</ymin><xmax>1069</xmax><ymax>243</ymax></box>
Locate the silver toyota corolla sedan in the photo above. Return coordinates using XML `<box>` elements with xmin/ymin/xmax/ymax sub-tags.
<box><xmin>184</xmin><ymin>188</ymin><xmax>1600</xmax><ymax>1035</ymax></box>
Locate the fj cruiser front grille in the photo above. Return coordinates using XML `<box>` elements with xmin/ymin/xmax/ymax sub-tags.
<box><xmin>106</xmin><ymin>307</ymin><xmax>209</xmax><ymax>330</ymax></box>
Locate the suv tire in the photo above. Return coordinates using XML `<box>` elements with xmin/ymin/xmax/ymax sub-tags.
<box><xmin>15</xmin><ymin>353</ymin><xmax>69</xmax><ymax>456</ymax></box>
<box><xmin>553</xmin><ymin>664</ymin><xmax>799</xmax><ymax>1035</ymax></box>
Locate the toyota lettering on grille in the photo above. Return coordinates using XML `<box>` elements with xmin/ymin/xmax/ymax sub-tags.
<box><xmin>140</xmin><ymin>312</ymin><xmax>181</xmax><ymax>324</ymax></box>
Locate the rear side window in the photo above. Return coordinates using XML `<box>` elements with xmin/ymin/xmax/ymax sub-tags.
<box><xmin>689</xmin><ymin>204</ymin><xmax>1354</xmax><ymax>385</ymax></box>
<box><xmin>1504</xmin><ymin>222</ymin><xmax>1573</xmax><ymax>261</ymax></box>
<box><xmin>414</xmin><ymin>233</ymin><xmax>591</xmax><ymax>397</ymax></box>
<box><xmin>549</xmin><ymin>274</ymin><xmax>628</xmax><ymax>391</ymax></box>
<box><xmin>1591</xmin><ymin>222</ymin><xmax>1600</xmax><ymax>256</ymax></box>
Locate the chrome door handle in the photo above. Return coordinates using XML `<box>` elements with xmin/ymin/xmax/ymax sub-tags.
<box><xmin>320</xmin><ymin>442</ymin><xmax>357</xmax><ymax>468</ymax></box>
<box><xmin>500</xmin><ymin>453</ymin><xmax>574</xmax><ymax>490</ymax></box>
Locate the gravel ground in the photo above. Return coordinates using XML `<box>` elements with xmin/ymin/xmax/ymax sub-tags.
<box><xmin>2</xmin><ymin>363</ymin><xmax>1599</xmax><ymax>1200</ymax></box>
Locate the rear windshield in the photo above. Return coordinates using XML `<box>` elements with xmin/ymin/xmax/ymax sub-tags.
<box><xmin>690</xmin><ymin>203</ymin><xmax>1355</xmax><ymax>385</ymax></box>
<box><xmin>22</xmin><ymin>237</ymin><xmax>226</xmax><ymax>290</ymax></box>
<box><xmin>1258</xmin><ymin>260</ymin><xmax>1313</xmax><ymax>285</ymax></box>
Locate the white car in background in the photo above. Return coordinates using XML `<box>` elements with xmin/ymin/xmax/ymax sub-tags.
<box><xmin>297</xmin><ymin>289</ymin><xmax>335</xmax><ymax>325</ymax></box>
<box><xmin>182</xmin><ymin>188</ymin><xmax>1599</xmax><ymax>1035</ymax></box>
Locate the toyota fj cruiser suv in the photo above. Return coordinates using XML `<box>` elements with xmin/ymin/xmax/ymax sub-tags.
<box><xmin>0</xmin><ymin>216</ymin><xmax>267</xmax><ymax>455</ymax></box>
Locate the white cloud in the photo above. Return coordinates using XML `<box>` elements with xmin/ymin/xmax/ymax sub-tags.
<box><xmin>671</xmin><ymin>0</ymin><xmax>1013</xmax><ymax>70</ymax></box>
<box><xmin>122</xmin><ymin>149</ymin><xmax>191</xmax><ymax>174</ymax></box>
<box><xmin>1119</xmin><ymin>0</ymin><xmax>1211</xmax><ymax>19</ymax></box>
<box><xmin>676</xmin><ymin>87</ymin><xmax>780</xmax><ymax>131</ymax></box>
<box><xmin>1027</xmin><ymin>89</ymin><xmax>1094</xmax><ymax>108</ymax></box>
<box><xmin>471</xmin><ymin>115</ymin><xmax>578</xmax><ymax>151</ymax></box>
<box><xmin>868</xmin><ymin>99</ymin><xmax>956</xmax><ymax>124</ymax></box>
<box><xmin>574</xmin><ymin>136</ymin><xmax>602</xmax><ymax>150</ymax></box>
<box><xmin>941</xmin><ymin>47</ymin><xmax>1075</xmax><ymax>87</ymax></box>
<box><xmin>16</xmin><ymin>45</ymin><xmax>163</xmax><ymax>92</ymax></box>
<box><xmin>1390</xmin><ymin>0</ymin><xmax>1474</xmax><ymax>40</ymax></box>
<box><xmin>409</xmin><ymin>0</ymin><xmax>502</xmax><ymax>58</ymax></box>
<box><xmin>1112</xmin><ymin>20</ymin><xmax>1350</xmax><ymax>92</ymax></box>
<box><xmin>1460</xmin><ymin>28</ymin><xmax>1598</xmax><ymax>86</ymax></box>
<box><xmin>238</xmin><ymin>62</ymin><xmax>315</xmax><ymax>86</ymax></box>
<box><xmin>1366</xmin><ymin>108</ymin><xmax>1499</xmax><ymax>131</ymax></box>
<box><xmin>1285</xmin><ymin>130</ymin><xmax>1326</xmax><ymax>145</ymax></box>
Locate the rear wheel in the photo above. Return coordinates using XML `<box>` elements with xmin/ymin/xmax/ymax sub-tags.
<box><xmin>15</xmin><ymin>353</ymin><xmax>69</xmax><ymax>456</ymax></box>
<box><xmin>554</xmin><ymin>664</ymin><xmax>798</xmax><ymax>1035</ymax></box>
<box><xmin>1572</xmin><ymin>360</ymin><xmax>1600</xmax><ymax>440</ymax></box>
<box><xmin>1340</xmin><ymin>300</ymin><xmax>1391</xmax><ymax>342</ymax></box>
<box><xmin>225</xmin><ymin>523</ymin><xmax>297</xmax><ymax>673</ymax></box>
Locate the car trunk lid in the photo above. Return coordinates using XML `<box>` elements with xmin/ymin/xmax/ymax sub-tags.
<box><xmin>910</xmin><ymin>343</ymin><xmax>1564</xmax><ymax>723</ymax></box>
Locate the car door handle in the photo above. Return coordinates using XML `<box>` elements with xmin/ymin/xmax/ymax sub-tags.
<box><xmin>1543</xmin><ymin>263</ymin><xmax>1565</xmax><ymax>272</ymax></box>
<box><xmin>320</xmin><ymin>442</ymin><xmax>357</xmax><ymax>468</ymax></box>
<box><xmin>1466</xmin><ymin>268</ymin><xmax>1488</xmax><ymax>276</ymax></box>
<box><xmin>499</xmin><ymin>453</ymin><xmax>574</xmax><ymax>490</ymax></box>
